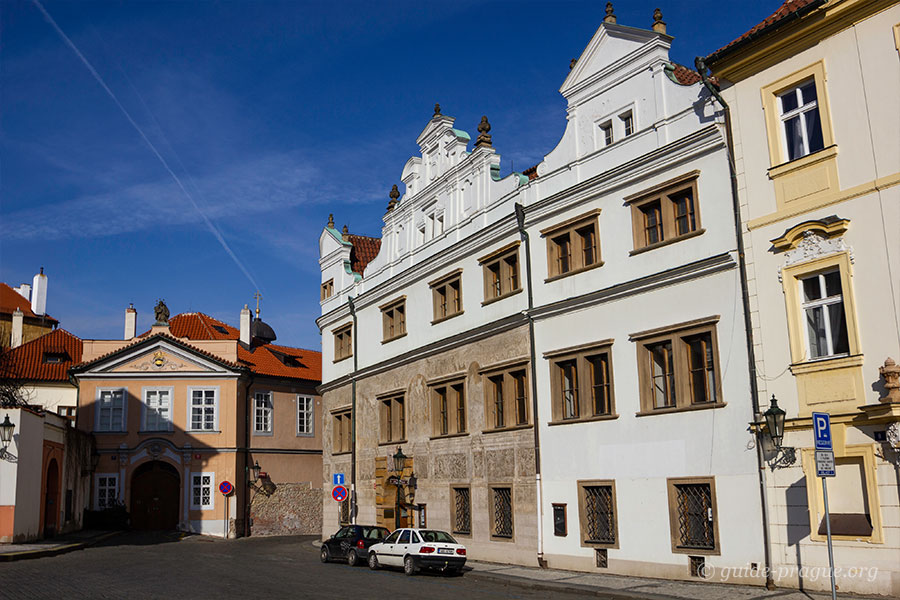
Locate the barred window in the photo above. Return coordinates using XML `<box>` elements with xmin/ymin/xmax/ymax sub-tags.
<box><xmin>191</xmin><ymin>473</ymin><xmax>213</xmax><ymax>510</ymax></box>
<box><xmin>96</xmin><ymin>474</ymin><xmax>118</xmax><ymax>510</ymax></box>
<box><xmin>340</xmin><ymin>495</ymin><xmax>351</xmax><ymax>525</ymax></box>
<box><xmin>667</xmin><ymin>478</ymin><xmax>718</xmax><ymax>554</ymax></box>
<box><xmin>580</xmin><ymin>484</ymin><xmax>616</xmax><ymax>545</ymax></box>
<box><xmin>491</xmin><ymin>486</ymin><xmax>513</xmax><ymax>539</ymax></box>
<box><xmin>452</xmin><ymin>487</ymin><xmax>471</xmax><ymax>535</ymax></box>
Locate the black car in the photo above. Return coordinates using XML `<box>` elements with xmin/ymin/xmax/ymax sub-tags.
<box><xmin>321</xmin><ymin>525</ymin><xmax>391</xmax><ymax>566</ymax></box>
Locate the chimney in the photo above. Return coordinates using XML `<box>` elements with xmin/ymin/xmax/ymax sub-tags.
<box><xmin>240</xmin><ymin>304</ymin><xmax>251</xmax><ymax>345</ymax></box>
<box><xmin>13</xmin><ymin>283</ymin><xmax>30</xmax><ymax>301</ymax></box>
<box><xmin>124</xmin><ymin>304</ymin><xmax>137</xmax><ymax>340</ymax></box>
<box><xmin>31</xmin><ymin>267</ymin><xmax>48</xmax><ymax>316</ymax></box>
<box><xmin>11</xmin><ymin>308</ymin><xmax>23</xmax><ymax>348</ymax></box>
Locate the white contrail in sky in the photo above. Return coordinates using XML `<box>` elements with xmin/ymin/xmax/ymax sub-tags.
<box><xmin>30</xmin><ymin>0</ymin><xmax>262</xmax><ymax>293</ymax></box>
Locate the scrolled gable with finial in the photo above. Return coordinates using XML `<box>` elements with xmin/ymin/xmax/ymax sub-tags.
<box><xmin>770</xmin><ymin>216</ymin><xmax>851</xmax><ymax>267</ymax></box>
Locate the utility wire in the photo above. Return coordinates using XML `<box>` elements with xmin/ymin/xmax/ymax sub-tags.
<box><xmin>31</xmin><ymin>0</ymin><xmax>261</xmax><ymax>293</ymax></box>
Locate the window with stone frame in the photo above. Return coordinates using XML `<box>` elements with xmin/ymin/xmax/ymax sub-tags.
<box><xmin>490</xmin><ymin>486</ymin><xmax>514</xmax><ymax>539</ymax></box>
<box><xmin>143</xmin><ymin>387</ymin><xmax>172</xmax><ymax>431</ymax></box>
<box><xmin>627</xmin><ymin>172</ymin><xmax>702</xmax><ymax>253</ymax></box>
<box><xmin>577</xmin><ymin>480</ymin><xmax>618</xmax><ymax>548</ymax></box>
<box><xmin>380</xmin><ymin>297</ymin><xmax>406</xmax><ymax>343</ymax></box>
<box><xmin>430</xmin><ymin>270</ymin><xmax>463</xmax><ymax>323</ymax></box>
<box><xmin>799</xmin><ymin>269</ymin><xmax>849</xmax><ymax>360</ymax></box>
<box><xmin>191</xmin><ymin>472</ymin><xmax>214</xmax><ymax>510</ymax></box>
<box><xmin>333</xmin><ymin>323</ymin><xmax>353</xmax><ymax>362</ymax></box>
<box><xmin>546</xmin><ymin>341</ymin><xmax>615</xmax><ymax>424</ymax></box>
<box><xmin>666</xmin><ymin>478</ymin><xmax>719</xmax><ymax>554</ymax></box>
<box><xmin>321</xmin><ymin>279</ymin><xmax>334</xmax><ymax>301</ymax></box>
<box><xmin>297</xmin><ymin>395</ymin><xmax>314</xmax><ymax>436</ymax></box>
<box><xmin>479</xmin><ymin>243</ymin><xmax>521</xmax><ymax>304</ymax></box>
<box><xmin>777</xmin><ymin>79</ymin><xmax>825</xmax><ymax>162</ymax></box>
<box><xmin>189</xmin><ymin>388</ymin><xmax>217</xmax><ymax>431</ymax></box>
<box><xmin>482</xmin><ymin>361</ymin><xmax>530</xmax><ymax>431</ymax></box>
<box><xmin>452</xmin><ymin>486</ymin><xmax>472</xmax><ymax>535</ymax></box>
<box><xmin>332</xmin><ymin>409</ymin><xmax>352</xmax><ymax>454</ymax></box>
<box><xmin>430</xmin><ymin>379</ymin><xmax>466</xmax><ymax>437</ymax></box>
<box><xmin>253</xmin><ymin>391</ymin><xmax>273</xmax><ymax>434</ymax></box>
<box><xmin>542</xmin><ymin>209</ymin><xmax>602</xmax><ymax>280</ymax></box>
<box><xmin>631</xmin><ymin>317</ymin><xmax>723</xmax><ymax>414</ymax></box>
<box><xmin>96</xmin><ymin>388</ymin><xmax>126</xmax><ymax>432</ymax></box>
<box><xmin>379</xmin><ymin>394</ymin><xmax>406</xmax><ymax>443</ymax></box>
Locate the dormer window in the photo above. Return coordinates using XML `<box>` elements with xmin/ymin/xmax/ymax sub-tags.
<box><xmin>42</xmin><ymin>351</ymin><xmax>69</xmax><ymax>364</ymax></box>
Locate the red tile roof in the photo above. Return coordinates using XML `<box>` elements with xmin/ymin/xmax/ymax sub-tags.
<box><xmin>706</xmin><ymin>0</ymin><xmax>823</xmax><ymax>62</ymax></box>
<box><xmin>522</xmin><ymin>164</ymin><xmax>540</xmax><ymax>181</ymax></box>
<box><xmin>5</xmin><ymin>328</ymin><xmax>82</xmax><ymax>382</ymax></box>
<box><xmin>0</xmin><ymin>283</ymin><xmax>58</xmax><ymax>324</ymax></box>
<box><xmin>346</xmin><ymin>234</ymin><xmax>382</xmax><ymax>276</ymax></box>
<box><xmin>140</xmin><ymin>312</ymin><xmax>320</xmax><ymax>382</ymax></box>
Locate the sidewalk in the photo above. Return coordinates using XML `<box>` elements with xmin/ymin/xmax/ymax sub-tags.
<box><xmin>0</xmin><ymin>530</ymin><xmax>121</xmax><ymax>562</ymax></box>
<box><xmin>465</xmin><ymin>560</ymin><xmax>885</xmax><ymax>600</ymax></box>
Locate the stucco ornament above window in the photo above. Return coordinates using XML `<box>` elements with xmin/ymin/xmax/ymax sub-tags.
<box><xmin>770</xmin><ymin>216</ymin><xmax>851</xmax><ymax>267</ymax></box>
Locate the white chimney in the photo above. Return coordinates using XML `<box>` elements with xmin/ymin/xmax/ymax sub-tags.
<box><xmin>31</xmin><ymin>268</ymin><xmax>48</xmax><ymax>316</ymax></box>
<box><xmin>124</xmin><ymin>304</ymin><xmax>137</xmax><ymax>340</ymax></box>
<box><xmin>11</xmin><ymin>308</ymin><xmax>23</xmax><ymax>348</ymax></box>
<box><xmin>13</xmin><ymin>283</ymin><xmax>31</xmax><ymax>301</ymax></box>
<box><xmin>240</xmin><ymin>304</ymin><xmax>251</xmax><ymax>345</ymax></box>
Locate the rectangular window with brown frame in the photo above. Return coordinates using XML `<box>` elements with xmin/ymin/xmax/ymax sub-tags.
<box><xmin>542</xmin><ymin>209</ymin><xmax>603</xmax><ymax>280</ymax></box>
<box><xmin>333</xmin><ymin>324</ymin><xmax>352</xmax><ymax>362</ymax></box>
<box><xmin>631</xmin><ymin>318</ymin><xmax>723</xmax><ymax>415</ymax></box>
<box><xmin>490</xmin><ymin>485</ymin><xmax>514</xmax><ymax>540</ymax></box>
<box><xmin>479</xmin><ymin>243</ymin><xmax>522</xmax><ymax>304</ymax></box>
<box><xmin>482</xmin><ymin>361</ymin><xmax>531</xmax><ymax>432</ymax></box>
<box><xmin>451</xmin><ymin>486</ymin><xmax>471</xmax><ymax>535</ymax></box>
<box><xmin>627</xmin><ymin>172</ymin><xmax>702</xmax><ymax>254</ymax></box>
<box><xmin>546</xmin><ymin>341</ymin><xmax>616</xmax><ymax>424</ymax></box>
<box><xmin>577</xmin><ymin>480</ymin><xmax>618</xmax><ymax>548</ymax></box>
<box><xmin>332</xmin><ymin>409</ymin><xmax>352</xmax><ymax>454</ymax></box>
<box><xmin>666</xmin><ymin>477</ymin><xmax>719</xmax><ymax>555</ymax></box>
<box><xmin>321</xmin><ymin>279</ymin><xmax>334</xmax><ymax>301</ymax></box>
<box><xmin>430</xmin><ymin>271</ymin><xmax>463</xmax><ymax>323</ymax></box>
<box><xmin>430</xmin><ymin>379</ymin><xmax>466</xmax><ymax>438</ymax></box>
<box><xmin>379</xmin><ymin>394</ymin><xmax>406</xmax><ymax>443</ymax></box>
<box><xmin>380</xmin><ymin>298</ymin><xmax>406</xmax><ymax>343</ymax></box>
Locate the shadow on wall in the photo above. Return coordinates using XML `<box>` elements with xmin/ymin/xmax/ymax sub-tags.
<box><xmin>786</xmin><ymin>477</ymin><xmax>811</xmax><ymax>591</ymax></box>
<box><xmin>249</xmin><ymin>481</ymin><xmax>323</xmax><ymax>536</ymax></box>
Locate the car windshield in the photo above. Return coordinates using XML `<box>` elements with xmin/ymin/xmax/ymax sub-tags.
<box><xmin>418</xmin><ymin>530</ymin><xmax>457</xmax><ymax>544</ymax></box>
<box><xmin>362</xmin><ymin>527</ymin><xmax>389</xmax><ymax>540</ymax></box>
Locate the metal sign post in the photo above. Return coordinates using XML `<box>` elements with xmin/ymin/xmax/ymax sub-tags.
<box><xmin>813</xmin><ymin>413</ymin><xmax>837</xmax><ymax>600</ymax></box>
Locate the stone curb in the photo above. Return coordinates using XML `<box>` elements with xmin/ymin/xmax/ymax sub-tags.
<box><xmin>0</xmin><ymin>531</ymin><xmax>121</xmax><ymax>562</ymax></box>
<box><xmin>463</xmin><ymin>568</ymin><xmax>676</xmax><ymax>600</ymax></box>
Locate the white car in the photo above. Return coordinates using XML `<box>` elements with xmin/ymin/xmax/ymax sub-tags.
<box><xmin>367</xmin><ymin>528</ymin><xmax>467</xmax><ymax>576</ymax></box>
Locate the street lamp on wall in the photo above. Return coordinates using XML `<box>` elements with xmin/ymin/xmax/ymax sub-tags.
<box><xmin>763</xmin><ymin>395</ymin><xmax>786</xmax><ymax>448</ymax></box>
<box><xmin>0</xmin><ymin>415</ymin><xmax>14</xmax><ymax>449</ymax></box>
<box><xmin>391</xmin><ymin>447</ymin><xmax>407</xmax><ymax>475</ymax></box>
<box><xmin>248</xmin><ymin>460</ymin><xmax>261</xmax><ymax>485</ymax></box>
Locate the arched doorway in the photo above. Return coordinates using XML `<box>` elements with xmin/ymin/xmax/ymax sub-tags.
<box><xmin>131</xmin><ymin>461</ymin><xmax>180</xmax><ymax>530</ymax></box>
<box><xmin>44</xmin><ymin>459</ymin><xmax>59</xmax><ymax>538</ymax></box>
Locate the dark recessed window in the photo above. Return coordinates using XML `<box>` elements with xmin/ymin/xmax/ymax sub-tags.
<box><xmin>213</xmin><ymin>325</ymin><xmax>229</xmax><ymax>335</ymax></box>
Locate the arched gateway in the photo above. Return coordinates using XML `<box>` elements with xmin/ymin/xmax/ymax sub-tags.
<box><xmin>130</xmin><ymin>461</ymin><xmax>180</xmax><ymax>530</ymax></box>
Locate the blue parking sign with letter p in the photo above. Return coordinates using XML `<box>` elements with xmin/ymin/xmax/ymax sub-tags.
<box><xmin>812</xmin><ymin>412</ymin><xmax>832</xmax><ymax>450</ymax></box>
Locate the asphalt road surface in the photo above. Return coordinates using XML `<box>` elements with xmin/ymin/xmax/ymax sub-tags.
<box><xmin>1</xmin><ymin>531</ymin><xmax>616</xmax><ymax>599</ymax></box>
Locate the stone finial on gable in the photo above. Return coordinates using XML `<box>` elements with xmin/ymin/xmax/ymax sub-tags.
<box><xmin>475</xmin><ymin>116</ymin><xmax>492</xmax><ymax>148</ymax></box>
<box><xmin>433</xmin><ymin>103</ymin><xmax>441</xmax><ymax>117</ymax></box>
<box><xmin>569</xmin><ymin>58</ymin><xmax>578</xmax><ymax>70</ymax></box>
<box><xmin>652</xmin><ymin>8</ymin><xmax>666</xmax><ymax>34</ymax></box>
<box><xmin>604</xmin><ymin>2</ymin><xmax>616</xmax><ymax>24</ymax></box>
<box><xmin>327</xmin><ymin>213</ymin><xmax>335</xmax><ymax>228</ymax></box>
<box><xmin>387</xmin><ymin>184</ymin><xmax>401</xmax><ymax>211</ymax></box>
<box><xmin>342</xmin><ymin>224</ymin><xmax>349</xmax><ymax>241</ymax></box>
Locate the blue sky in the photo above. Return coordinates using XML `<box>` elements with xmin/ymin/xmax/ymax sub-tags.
<box><xmin>0</xmin><ymin>0</ymin><xmax>776</xmax><ymax>351</ymax></box>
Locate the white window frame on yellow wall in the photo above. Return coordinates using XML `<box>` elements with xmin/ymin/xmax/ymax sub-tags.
<box><xmin>801</xmin><ymin>444</ymin><xmax>883</xmax><ymax>543</ymax></box>
<box><xmin>253</xmin><ymin>391</ymin><xmax>273</xmax><ymax>435</ymax></box>
<box><xmin>141</xmin><ymin>387</ymin><xmax>174</xmax><ymax>432</ymax></box>
<box><xmin>190</xmin><ymin>472</ymin><xmax>215</xmax><ymax>511</ymax></box>
<box><xmin>187</xmin><ymin>387</ymin><xmax>219</xmax><ymax>433</ymax></box>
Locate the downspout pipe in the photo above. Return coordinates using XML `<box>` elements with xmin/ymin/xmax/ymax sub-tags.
<box><xmin>695</xmin><ymin>56</ymin><xmax>775</xmax><ymax>591</ymax></box>
<box><xmin>515</xmin><ymin>203</ymin><xmax>546</xmax><ymax>568</ymax></box>
<box><xmin>243</xmin><ymin>371</ymin><xmax>255</xmax><ymax>538</ymax></box>
<box><xmin>348</xmin><ymin>296</ymin><xmax>358</xmax><ymax>525</ymax></box>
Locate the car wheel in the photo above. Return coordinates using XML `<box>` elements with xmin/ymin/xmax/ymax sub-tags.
<box><xmin>347</xmin><ymin>550</ymin><xmax>359</xmax><ymax>567</ymax></box>
<box><xmin>320</xmin><ymin>546</ymin><xmax>330</xmax><ymax>563</ymax></box>
<box><xmin>404</xmin><ymin>555</ymin><xmax>418</xmax><ymax>576</ymax></box>
<box><xmin>368</xmin><ymin>552</ymin><xmax>380</xmax><ymax>570</ymax></box>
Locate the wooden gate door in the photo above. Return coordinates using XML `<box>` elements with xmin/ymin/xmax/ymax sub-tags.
<box><xmin>131</xmin><ymin>461</ymin><xmax>180</xmax><ymax>530</ymax></box>
<box><xmin>43</xmin><ymin>459</ymin><xmax>59</xmax><ymax>537</ymax></box>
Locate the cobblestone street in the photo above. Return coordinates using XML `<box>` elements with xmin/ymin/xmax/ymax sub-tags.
<box><xmin>0</xmin><ymin>532</ymin><xmax>605</xmax><ymax>600</ymax></box>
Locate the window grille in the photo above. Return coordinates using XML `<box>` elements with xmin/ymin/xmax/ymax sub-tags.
<box><xmin>452</xmin><ymin>488</ymin><xmax>471</xmax><ymax>534</ymax></box>
<box><xmin>595</xmin><ymin>548</ymin><xmax>608</xmax><ymax>568</ymax></box>
<box><xmin>675</xmin><ymin>483</ymin><xmax>715</xmax><ymax>549</ymax></box>
<box><xmin>492</xmin><ymin>487</ymin><xmax>513</xmax><ymax>538</ymax></box>
<box><xmin>584</xmin><ymin>485</ymin><xmax>616</xmax><ymax>544</ymax></box>
<box><xmin>340</xmin><ymin>496</ymin><xmax>350</xmax><ymax>525</ymax></box>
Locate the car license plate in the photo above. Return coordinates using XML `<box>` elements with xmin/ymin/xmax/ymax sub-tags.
<box><xmin>438</xmin><ymin>548</ymin><xmax>453</xmax><ymax>555</ymax></box>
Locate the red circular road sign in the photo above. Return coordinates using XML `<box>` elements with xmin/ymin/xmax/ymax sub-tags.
<box><xmin>219</xmin><ymin>480</ymin><xmax>234</xmax><ymax>496</ymax></box>
<box><xmin>332</xmin><ymin>485</ymin><xmax>348</xmax><ymax>502</ymax></box>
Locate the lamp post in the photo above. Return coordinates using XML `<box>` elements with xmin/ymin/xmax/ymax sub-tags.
<box><xmin>248</xmin><ymin>460</ymin><xmax>261</xmax><ymax>485</ymax></box>
<box><xmin>391</xmin><ymin>447</ymin><xmax>408</xmax><ymax>530</ymax></box>
<box><xmin>763</xmin><ymin>395</ymin><xmax>786</xmax><ymax>448</ymax></box>
<box><xmin>0</xmin><ymin>415</ymin><xmax>14</xmax><ymax>449</ymax></box>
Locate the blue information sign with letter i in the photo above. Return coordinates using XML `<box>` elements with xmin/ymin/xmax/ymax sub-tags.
<box><xmin>812</xmin><ymin>412</ymin><xmax>832</xmax><ymax>450</ymax></box>
<box><xmin>332</xmin><ymin>473</ymin><xmax>345</xmax><ymax>486</ymax></box>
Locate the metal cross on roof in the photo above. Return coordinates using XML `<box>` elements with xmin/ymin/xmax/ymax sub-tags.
<box><xmin>254</xmin><ymin>291</ymin><xmax>262</xmax><ymax>317</ymax></box>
